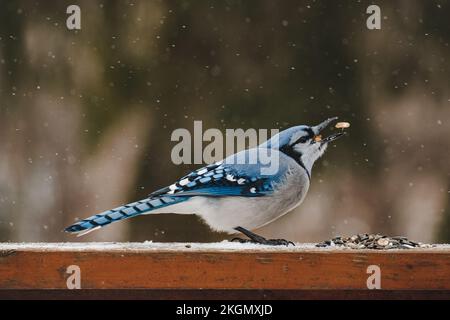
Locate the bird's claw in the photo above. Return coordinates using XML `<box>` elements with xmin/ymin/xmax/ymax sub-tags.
<box><xmin>231</xmin><ymin>237</ymin><xmax>295</xmax><ymax>247</ymax></box>
<box><xmin>266</xmin><ymin>238</ymin><xmax>295</xmax><ymax>246</ymax></box>
<box><xmin>231</xmin><ymin>237</ymin><xmax>251</xmax><ymax>244</ymax></box>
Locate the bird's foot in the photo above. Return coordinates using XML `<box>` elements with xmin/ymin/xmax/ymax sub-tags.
<box><xmin>231</xmin><ymin>237</ymin><xmax>294</xmax><ymax>246</ymax></box>
<box><xmin>231</xmin><ymin>226</ymin><xmax>295</xmax><ymax>247</ymax></box>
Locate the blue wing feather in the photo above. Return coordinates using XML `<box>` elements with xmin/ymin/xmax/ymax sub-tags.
<box><xmin>150</xmin><ymin>160</ymin><xmax>276</xmax><ymax>198</ymax></box>
<box><xmin>163</xmin><ymin>186</ymin><xmax>269</xmax><ymax>197</ymax></box>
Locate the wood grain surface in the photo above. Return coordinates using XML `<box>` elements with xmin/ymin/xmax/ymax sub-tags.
<box><xmin>0</xmin><ymin>243</ymin><xmax>449</xmax><ymax>293</ymax></box>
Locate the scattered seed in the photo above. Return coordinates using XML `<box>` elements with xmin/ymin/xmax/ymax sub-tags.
<box><xmin>377</xmin><ymin>238</ymin><xmax>389</xmax><ymax>246</ymax></box>
<box><xmin>316</xmin><ymin>233</ymin><xmax>433</xmax><ymax>250</ymax></box>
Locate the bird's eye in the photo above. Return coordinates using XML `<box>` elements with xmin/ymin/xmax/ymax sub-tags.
<box><xmin>294</xmin><ymin>136</ymin><xmax>309</xmax><ymax>145</ymax></box>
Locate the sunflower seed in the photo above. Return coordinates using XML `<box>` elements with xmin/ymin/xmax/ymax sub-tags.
<box><xmin>316</xmin><ymin>233</ymin><xmax>434</xmax><ymax>250</ymax></box>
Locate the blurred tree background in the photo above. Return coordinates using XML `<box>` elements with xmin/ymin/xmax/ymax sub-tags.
<box><xmin>0</xmin><ymin>0</ymin><xmax>449</xmax><ymax>243</ymax></box>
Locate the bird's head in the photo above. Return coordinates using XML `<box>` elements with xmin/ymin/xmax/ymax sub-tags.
<box><xmin>263</xmin><ymin>117</ymin><xmax>345</xmax><ymax>174</ymax></box>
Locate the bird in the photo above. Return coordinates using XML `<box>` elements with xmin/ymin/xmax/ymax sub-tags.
<box><xmin>65</xmin><ymin>117</ymin><xmax>345</xmax><ymax>245</ymax></box>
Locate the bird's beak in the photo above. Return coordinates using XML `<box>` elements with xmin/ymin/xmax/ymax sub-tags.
<box><xmin>320</xmin><ymin>132</ymin><xmax>345</xmax><ymax>144</ymax></box>
<box><xmin>312</xmin><ymin>116</ymin><xmax>338</xmax><ymax>134</ymax></box>
<box><xmin>311</xmin><ymin>116</ymin><xmax>345</xmax><ymax>145</ymax></box>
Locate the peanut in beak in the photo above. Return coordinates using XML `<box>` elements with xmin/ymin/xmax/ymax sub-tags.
<box><xmin>335</xmin><ymin>122</ymin><xmax>350</xmax><ymax>129</ymax></box>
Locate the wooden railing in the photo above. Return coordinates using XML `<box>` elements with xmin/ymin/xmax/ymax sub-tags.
<box><xmin>1</xmin><ymin>243</ymin><xmax>449</xmax><ymax>299</ymax></box>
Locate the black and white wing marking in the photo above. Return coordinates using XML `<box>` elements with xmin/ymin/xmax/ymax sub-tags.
<box><xmin>149</xmin><ymin>162</ymin><xmax>274</xmax><ymax>198</ymax></box>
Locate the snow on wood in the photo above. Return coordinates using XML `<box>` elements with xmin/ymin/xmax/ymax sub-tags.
<box><xmin>1</xmin><ymin>242</ymin><xmax>449</xmax><ymax>252</ymax></box>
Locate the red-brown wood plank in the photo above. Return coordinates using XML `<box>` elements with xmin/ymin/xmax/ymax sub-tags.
<box><xmin>0</xmin><ymin>243</ymin><xmax>449</xmax><ymax>290</ymax></box>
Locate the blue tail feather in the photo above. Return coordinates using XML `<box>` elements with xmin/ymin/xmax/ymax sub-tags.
<box><xmin>65</xmin><ymin>196</ymin><xmax>188</xmax><ymax>234</ymax></box>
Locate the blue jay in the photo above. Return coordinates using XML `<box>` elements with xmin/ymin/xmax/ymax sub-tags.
<box><xmin>65</xmin><ymin>117</ymin><xmax>345</xmax><ymax>245</ymax></box>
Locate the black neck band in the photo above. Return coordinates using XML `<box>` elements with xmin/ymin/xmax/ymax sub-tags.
<box><xmin>279</xmin><ymin>146</ymin><xmax>311</xmax><ymax>182</ymax></box>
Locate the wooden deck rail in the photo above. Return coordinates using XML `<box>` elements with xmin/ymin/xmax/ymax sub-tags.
<box><xmin>1</xmin><ymin>243</ymin><xmax>449</xmax><ymax>299</ymax></box>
